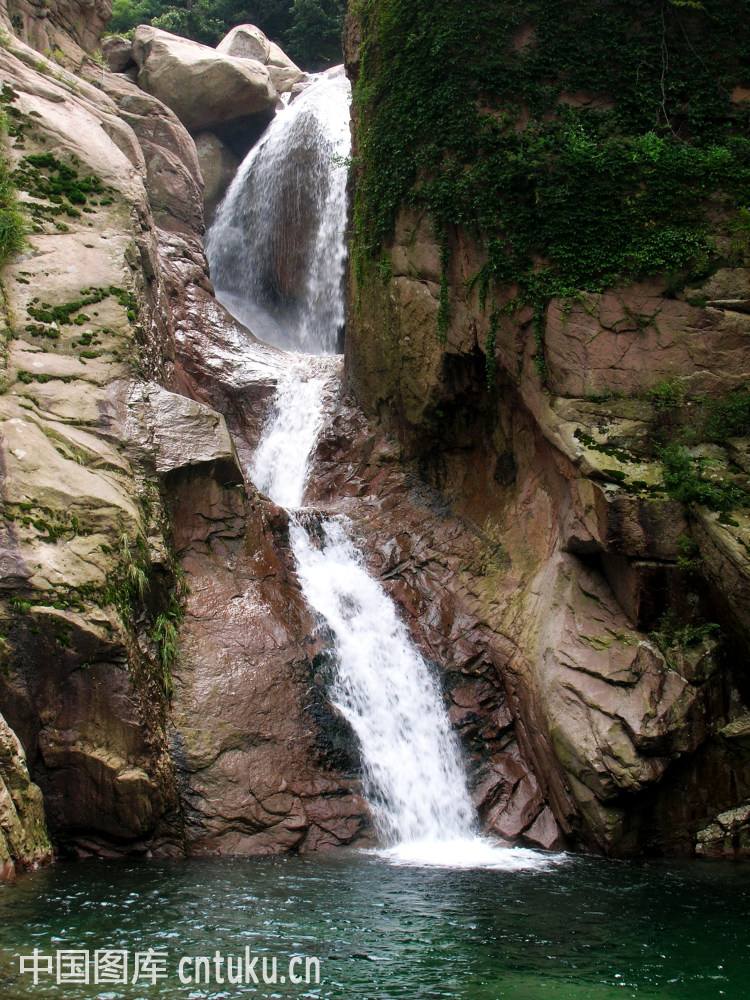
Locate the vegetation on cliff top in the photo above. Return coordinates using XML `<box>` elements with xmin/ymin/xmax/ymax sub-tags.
<box><xmin>351</xmin><ymin>0</ymin><xmax>750</xmax><ymax>350</ymax></box>
<box><xmin>109</xmin><ymin>0</ymin><xmax>345</xmax><ymax>68</ymax></box>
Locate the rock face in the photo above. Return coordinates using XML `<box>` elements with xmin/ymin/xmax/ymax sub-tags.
<box><xmin>0</xmin><ymin>2</ymin><xmax>372</xmax><ymax>875</ymax></box>
<box><xmin>304</xmin><ymin>389</ymin><xmax>565</xmax><ymax>849</ymax></box>
<box><xmin>6</xmin><ymin>0</ymin><xmax>110</xmax><ymax>61</ymax></box>
<box><xmin>2</xmin><ymin>0</ymin><xmax>747</xmax><ymax>872</ymax></box>
<box><xmin>0</xmin><ymin>714</ymin><xmax>52</xmax><ymax>879</ymax></box>
<box><xmin>217</xmin><ymin>23</ymin><xmax>305</xmax><ymax>94</ymax></box>
<box><xmin>102</xmin><ymin>34</ymin><xmax>135</xmax><ymax>74</ymax></box>
<box><xmin>132</xmin><ymin>25</ymin><xmax>277</xmax><ymax>133</ymax></box>
<box><xmin>544</xmin><ymin>284</ymin><xmax>750</xmax><ymax>399</ymax></box>
<box><xmin>194</xmin><ymin>131</ymin><xmax>239</xmax><ymax>220</ymax></box>
<box><xmin>0</xmin><ymin>17</ymin><xmax>188</xmax><ymax>862</ymax></box>
<box><xmin>344</xmin><ymin>6</ymin><xmax>750</xmax><ymax>856</ymax></box>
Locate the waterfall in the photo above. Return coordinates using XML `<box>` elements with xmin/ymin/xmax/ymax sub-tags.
<box><xmin>214</xmin><ymin>69</ymin><xmax>554</xmax><ymax>869</ymax></box>
<box><xmin>252</xmin><ymin>365</ymin><xmax>553</xmax><ymax>869</ymax></box>
<box><xmin>206</xmin><ymin>69</ymin><xmax>351</xmax><ymax>354</ymax></box>
<box><xmin>290</xmin><ymin>517</ymin><xmax>477</xmax><ymax>845</ymax></box>
<box><xmin>250</xmin><ymin>356</ymin><xmax>334</xmax><ymax>509</ymax></box>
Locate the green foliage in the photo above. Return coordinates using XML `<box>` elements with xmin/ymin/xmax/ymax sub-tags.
<box><xmin>108</xmin><ymin>0</ymin><xmax>344</xmax><ymax>69</ymax></box>
<box><xmin>648</xmin><ymin>378</ymin><xmax>686</xmax><ymax>414</ymax></box>
<box><xmin>650</xmin><ymin>611</ymin><xmax>719</xmax><ymax>663</ymax></box>
<box><xmin>152</xmin><ymin>612</ymin><xmax>178</xmax><ymax>696</ymax></box>
<box><xmin>629</xmin><ymin>383</ymin><xmax>750</xmax><ymax>511</ymax></box>
<box><xmin>660</xmin><ymin>443</ymin><xmax>749</xmax><ymax>517</ymax></box>
<box><xmin>676</xmin><ymin>534</ymin><xmax>702</xmax><ymax>573</ymax></box>
<box><xmin>702</xmin><ymin>387</ymin><xmax>750</xmax><ymax>442</ymax></box>
<box><xmin>351</xmin><ymin>0</ymin><xmax>750</xmax><ymax>347</ymax></box>
<box><xmin>0</xmin><ymin>113</ymin><xmax>24</xmax><ymax>268</ymax></box>
<box><xmin>286</xmin><ymin>0</ymin><xmax>345</xmax><ymax>70</ymax></box>
<box><xmin>121</xmin><ymin>532</ymin><xmax>149</xmax><ymax>599</ymax></box>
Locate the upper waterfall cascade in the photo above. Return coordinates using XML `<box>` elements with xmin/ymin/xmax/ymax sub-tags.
<box><xmin>218</xmin><ymin>69</ymin><xmax>556</xmax><ymax>870</ymax></box>
<box><xmin>206</xmin><ymin>69</ymin><xmax>351</xmax><ymax>354</ymax></box>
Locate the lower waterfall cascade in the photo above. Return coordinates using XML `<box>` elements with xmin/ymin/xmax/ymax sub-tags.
<box><xmin>250</xmin><ymin>358</ymin><xmax>558</xmax><ymax>869</ymax></box>
<box><xmin>207</xmin><ymin>71</ymin><xmax>559</xmax><ymax>870</ymax></box>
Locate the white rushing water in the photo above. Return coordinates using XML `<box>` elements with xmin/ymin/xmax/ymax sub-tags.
<box><xmin>206</xmin><ymin>69</ymin><xmax>351</xmax><ymax>354</ymax></box>
<box><xmin>251</xmin><ymin>361</ymin><xmax>556</xmax><ymax>870</ymax></box>
<box><xmin>290</xmin><ymin>516</ymin><xmax>477</xmax><ymax>845</ymax></box>
<box><xmin>250</xmin><ymin>357</ymin><xmax>331</xmax><ymax>509</ymax></box>
<box><xmin>217</xmin><ymin>70</ymin><xmax>558</xmax><ymax>871</ymax></box>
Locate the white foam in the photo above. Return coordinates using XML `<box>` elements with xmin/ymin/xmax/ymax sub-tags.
<box><xmin>250</xmin><ymin>358</ymin><xmax>331</xmax><ymax>508</ymax></box>
<box><xmin>374</xmin><ymin>837</ymin><xmax>566</xmax><ymax>871</ymax></box>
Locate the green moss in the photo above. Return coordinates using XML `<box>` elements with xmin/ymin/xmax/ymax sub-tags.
<box><xmin>3</xmin><ymin>503</ymin><xmax>86</xmax><ymax>542</ymax></box>
<box><xmin>16</xmin><ymin>370</ymin><xmax>74</xmax><ymax>384</ymax></box>
<box><xmin>25</xmin><ymin>323</ymin><xmax>59</xmax><ymax>339</ymax></box>
<box><xmin>574</xmin><ymin>427</ymin><xmax>636</xmax><ymax>465</ymax></box>
<box><xmin>11</xmin><ymin>153</ymin><xmax>111</xmax><ymax>227</ymax></box>
<box><xmin>25</xmin><ymin>285</ymin><xmax>138</xmax><ymax>342</ymax></box>
<box><xmin>0</xmin><ymin>112</ymin><xmax>25</xmax><ymax>268</ymax></box>
<box><xmin>351</xmin><ymin>0</ymin><xmax>750</xmax><ymax>351</ymax></box>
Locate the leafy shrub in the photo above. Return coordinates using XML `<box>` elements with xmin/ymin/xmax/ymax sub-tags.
<box><xmin>650</xmin><ymin>610</ymin><xmax>719</xmax><ymax>662</ymax></box>
<box><xmin>152</xmin><ymin>612</ymin><xmax>179</xmax><ymax>696</ymax></box>
<box><xmin>660</xmin><ymin>443</ymin><xmax>749</xmax><ymax>516</ymax></box>
<box><xmin>649</xmin><ymin>379</ymin><xmax>686</xmax><ymax>414</ymax></box>
<box><xmin>0</xmin><ymin>113</ymin><xmax>24</xmax><ymax>267</ymax></box>
<box><xmin>702</xmin><ymin>387</ymin><xmax>750</xmax><ymax>443</ymax></box>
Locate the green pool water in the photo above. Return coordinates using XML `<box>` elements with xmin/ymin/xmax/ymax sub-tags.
<box><xmin>0</xmin><ymin>851</ymin><xmax>748</xmax><ymax>999</ymax></box>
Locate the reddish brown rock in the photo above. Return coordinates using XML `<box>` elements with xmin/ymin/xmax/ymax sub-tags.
<box><xmin>544</xmin><ymin>283</ymin><xmax>750</xmax><ymax>399</ymax></box>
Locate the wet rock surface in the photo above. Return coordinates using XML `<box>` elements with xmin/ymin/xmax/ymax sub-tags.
<box><xmin>343</xmin><ymin>17</ymin><xmax>750</xmax><ymax>856</ymax></box>
<box><xmin>167</xmin><ymin>469</ymin><xmax>371</xmax><ymax>855</ymax></box>
<box><xmin>0</xmin><ymin>4</ymin><xmax>373</xmax><ymax>867</ymax></box>
<box><xmin>0</xmin><ymin>713</ymin><xmax>52</xmax><ymax>878</ymax></box>
<box><xmin>342</xmin><ymin>202</ymin><xmax>750</xmax><ymax>855</ymax></box>
<box><xmin>2</xmin><ymin>0</ymin><xmax>749</xmax><ymax>871</ymax></box>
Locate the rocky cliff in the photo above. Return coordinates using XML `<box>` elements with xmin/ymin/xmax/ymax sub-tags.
<box><xmin>2</xmin><ymin>0</ymin><xmax>749</xmax><ymax>875</ymax></box>
<box><xmin>0</xmin><ymin>3</ymin><xmax>367</xmax><ymax>875</ymax></box>
<box><xmin>345</xmin><ymin>0</ymin><xmax>750</xmax><ymax>857</ymax></box>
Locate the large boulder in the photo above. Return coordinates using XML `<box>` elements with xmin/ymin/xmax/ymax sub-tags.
<box><xmin>217</xmin><ymin>23</ymin><xmax>270</xmax><ymax>62</ymax></box>
<box><xmin>125</xmin><ymin>383</ymin><xmax>243</xmax><ymax>482</ymax></box>
<box><xmin>0</xmin><ymin>715</ymin><xmax>52</xmax><ymax>880</ymax></box>
<box><xmin>132</xmin><ymin>25</ymin><xmax>277</xmax><ymax>132</ymax></box>
<box><xmin>217</xmin><ymin>23</ymin><xmax>306</xmax><ymax>94</ymax></box>
<box><xmin>102</xmin><ymin>33</ymin><xmax>135</xmax><ymax>73</ymax></box>
<box><xmin>4</xmin><ymin>0</ymin><xmax>110</xmax><ymax>60</ymax></box>
<box><xmin>194</xmin><ymin>131</ymin><xmax>239</xmax><ymax>219</ymax></box>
